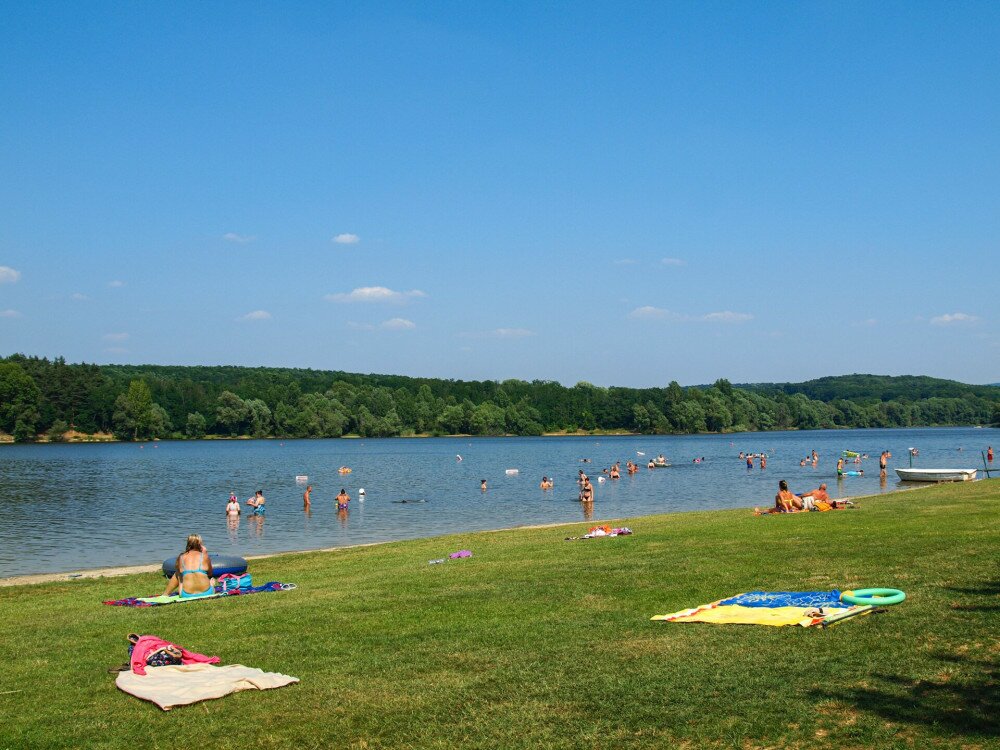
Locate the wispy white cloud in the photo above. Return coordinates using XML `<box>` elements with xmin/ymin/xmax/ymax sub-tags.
<box><xmin>325</xmin><ymin>286</ymin><xmax>426</xmax><ymax>304</ymax></box>
<box><xmin>238</xmin><ymin>310</ymin><xmax>272</xmax><ymax>321</ymax></box>
<box><xmin>108</xmin><ymin>280</ymin><xmax>125</xmax><ymax>288</ymax></box>
<box><xmin>494</xmin><ymin>328</ymin><xmax>534</xmax><ymax>338</ymax></box>
<box><xmin>931</xmin><ymin>312</ymin><xmax>979</xmax><ymax>326</ymax></box>
<box><xmin>381</xmin><ymin>317</ymin><xmax>416</xmax><ymax>330</ymax></box>
<box><xmin>70</xmin><ymin>292</ymin><xmax>90</xmax><ymax>301</ymax></box>
<box><xmin>700</xmin><ymin>311</ymin><xmax>753</xmax><ymax>323</ymax></box>
<box><xmin>628</xmin><ymin>306</ymin><xmax>752</xmax><ymax>323</ymax></box>
<box><xmin>661</xmin><ymin>257</ymin><xmax>685</xmax><ymax>267</ymax></box>
<box><xmin>0</xmin><ymin>309</ymin><xmax>22</xmax><ymax>318</ymax></box>
<box><xmin>102</xmin><ymin>332</ymin><xmax>129</xmax><ymax>342</ymax></box>
<box><xmin>0</xmin><ymin>266</ymin><xmax>20</xmax><ymax>284</ymax></box>
<box><xmin>223</xmin><ymin>232</ymin><xmax>256</xmax><ymax>244</ymax></box>
<box><xmin>459</xmin><ymin>328</ymin><xmax>536</xmax><ymax>340</ymax></box>
<box><xmin>332</xmin><ymin>233</ymin><xmax>360</xmax><ymax>245</ymax></box>
<box><xmin>629</xmin><ymin>306</ymin><xmax>678</xmax><ymax>320</ymax></box>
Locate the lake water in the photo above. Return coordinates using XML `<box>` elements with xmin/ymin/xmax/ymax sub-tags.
<box><xmin>0</xmin><ymin>427</ymin><xmax>993</xmax><ymax>577</ymax></box>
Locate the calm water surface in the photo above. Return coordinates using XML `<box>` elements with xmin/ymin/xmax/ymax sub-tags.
<box><xmin>0</xmin><ymin>427</ymin><xmax>992</xmax><ymax>576</ymax></box>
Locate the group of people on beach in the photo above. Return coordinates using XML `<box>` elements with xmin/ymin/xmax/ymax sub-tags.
<box><xmin>756</xmin><ymin>479</ymin><xmax>837</xmax><ymax>515</ymax></box>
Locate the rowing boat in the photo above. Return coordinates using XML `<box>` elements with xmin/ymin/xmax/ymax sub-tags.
<box><xmin>895</xmin><ymin>468</ymin><xmax>977</xmax><ymax>482</ymax></box>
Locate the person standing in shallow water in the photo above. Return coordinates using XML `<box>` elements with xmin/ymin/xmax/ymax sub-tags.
<box><xmin>303</xmin><ymin>485</ymin><xmax>312</xmax><ymax>510</ymax></box>
<box><xmin>336</xmin><ymin>488</ymin><xmax>350</xmax><ymax>511</ymax></box>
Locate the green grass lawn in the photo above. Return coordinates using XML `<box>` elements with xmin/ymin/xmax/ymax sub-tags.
<box><xmin>2</xmin><ymin>481</ymin><xmax>998</xmax><ymax>749</ymax></box>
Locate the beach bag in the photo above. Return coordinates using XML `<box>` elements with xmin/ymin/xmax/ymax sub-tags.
<box><xmin>815</xmin><ymin>501</ymin><xmax>832</xmax><ymax>512</ymax></box>
<box><xmin>218</xmin><ymin>573</ymin><xmax>252</xmax><ymax>592</ymax></box>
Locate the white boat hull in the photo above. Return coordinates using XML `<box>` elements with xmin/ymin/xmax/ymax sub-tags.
<box><xmin>895</xmin><ymin>468</ymin><xmax>977</xmax><ymax>483</ymax></box>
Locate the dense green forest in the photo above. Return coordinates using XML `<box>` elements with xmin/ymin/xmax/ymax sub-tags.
<box><xmin>0</xmin><ymin>354</ymin><xmax>997</xmax><ymax>442</ymax></box>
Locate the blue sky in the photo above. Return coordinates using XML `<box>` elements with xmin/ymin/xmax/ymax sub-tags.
<box><xmin>1</xmin><ymin>2</ymin><xmax>997</xmax><ymax>386</ymax></box>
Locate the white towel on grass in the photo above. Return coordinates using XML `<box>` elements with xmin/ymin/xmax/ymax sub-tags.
<box><xmin>116</xmin><ymin>662</ymin><xmax>299</xmax><ymax>710</ymax></box>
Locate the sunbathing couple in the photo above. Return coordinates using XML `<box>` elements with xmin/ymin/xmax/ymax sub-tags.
<box><xmin>756</xmin><ymin>480</ymin><xmax>833</xmax><ymax>514</ymax></box>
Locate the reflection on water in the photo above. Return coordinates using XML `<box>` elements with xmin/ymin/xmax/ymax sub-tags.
<box><xmin>0</xmin><ymin>427</ymin><xmax>989</xmax><ymax>576</ymax></box>
<box><xmin>249</xmin><ymin>515</ymin><xmax>265</xmax><ymax>538</ymax></box>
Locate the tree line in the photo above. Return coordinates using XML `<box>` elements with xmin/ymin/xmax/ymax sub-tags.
<box><xmin>0</xmin><ymin>354</ymin><xmax>997</xmax><ymax>442</ymax></box>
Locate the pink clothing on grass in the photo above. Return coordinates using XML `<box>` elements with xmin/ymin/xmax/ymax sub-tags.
<box><xmin>131</xmin><ymin>635</ymin><xmax>220</xmax><ymax>676</ymax></box>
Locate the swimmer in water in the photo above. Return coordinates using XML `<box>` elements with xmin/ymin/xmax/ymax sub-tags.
<box><xmin>336</xmin><ymin>488</ymin><xmax>350</xmax><ymax>510</ymax></box>
<box><xmin>246</xmin><ymin>490</ymin><xmax>266</xmax><ymax>515</ymax></box>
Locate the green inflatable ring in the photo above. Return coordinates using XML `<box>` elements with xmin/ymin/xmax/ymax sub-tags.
<box><xmin>841</xmin><ymin>588</ymin><xmax>906</xmax><ymax>607</ymax></box>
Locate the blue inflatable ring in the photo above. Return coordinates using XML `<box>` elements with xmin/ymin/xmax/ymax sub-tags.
<box><xmin>162</xmin><ymin>554</ymin><xmax>248</xmax><ymax>579</ymax></box>
<box><xmin>841</xmin><ymin>588</ymin><xmax>906</xmax><ymax>607</ymax></box>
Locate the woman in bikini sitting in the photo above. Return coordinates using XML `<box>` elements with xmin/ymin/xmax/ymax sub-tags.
<box><xmin>163</xmin><ymin>534</ymin><xmax>215</xmax><ymax>599</ymax></box>
<box><xmin>774</xmin><ymin>480</ymin><xmax>803</xmax><ymax>512</ymax></box>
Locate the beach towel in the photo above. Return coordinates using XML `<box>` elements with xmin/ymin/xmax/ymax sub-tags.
<box><xmin>103</xmin><ymin>582</ymin><xmax>295</xmax><ymax>608</ymax></box>
<box><xmin>719</xmin><ymin>590</ymin><xmax>843</xmax><ymax>609</ymax></box>
<box><xmin>116</xmin><ymin>662</ymin><xmax>299</xmax><ymax>710</ymax></box>
<box><xmin>651</xmin><ymin>590</ymin><xmax>852</xmax><ymax>628</ymax></box>
<box><xmin>652</xmin><ymin>604</ymin><xmax>846</xmax><ymax>627</ymax></box>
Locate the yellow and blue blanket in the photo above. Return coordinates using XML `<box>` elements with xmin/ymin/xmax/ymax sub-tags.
<box><xmin>651</xmin><ymin>590</ymin><xmax>852</xmax><ymax>627</ymax></box>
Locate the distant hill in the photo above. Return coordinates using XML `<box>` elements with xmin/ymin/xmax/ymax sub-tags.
<box><xmin>744</xmin><ymin>374</ymin><xmax>999</xmax><ymax>403</ymax></box>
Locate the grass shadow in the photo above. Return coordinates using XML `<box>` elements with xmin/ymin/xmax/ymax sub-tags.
<box><xmin>944</xmin><ymin>577</ymin><xmax>1000</xmax><ymax>596</ymax></box>
<box><xmin>811</xmin><ymin>653</ymin><xmax>999</xmax><ymax>738</ymax></box>
<box><xmin>949</xmin><ymin>603</ymin><xmax>1000</xmax><ymax>613</ymax></box>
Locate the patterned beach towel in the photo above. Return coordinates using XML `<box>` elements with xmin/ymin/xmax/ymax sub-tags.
<box><xmin>104</xmin><ymin>582</ymin><xmax>295</xmax><ymax>608</ymax></box>
<box><xmin>651</xmin><ymin>590</ymin><xmax>851</xmax><ymax>628</ymax></box>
